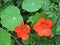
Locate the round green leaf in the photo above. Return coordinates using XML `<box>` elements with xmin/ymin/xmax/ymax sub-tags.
<box><xmin>0</xmin><ymin>28</ymin><xmax>11</xmax><ymax>45</ymax></box>
<box><xmin>1</xmin><ymin>6</ymin><xmax>23</xmax><ymax>31</ymax></box>
<box><xmin>22</xmin><ymin>0</ymin><xmax>43</xmax><ymax>12</ymax></box>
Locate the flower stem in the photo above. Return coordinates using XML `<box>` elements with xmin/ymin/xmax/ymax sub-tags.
<box><xmin>10</xmin><ymin>34</ymin><xmax>21</xmax><ymax>45</ymax></box>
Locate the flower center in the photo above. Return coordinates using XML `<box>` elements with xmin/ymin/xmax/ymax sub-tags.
<box><xmin>42</xmin><ymin>24</ymin><xmax>46</xmax><ymax>28</ymax></box>
<box><xmin>23</xmin><ymin>29</ymin><xmax>26</xmax><ymax>32</ymax></box>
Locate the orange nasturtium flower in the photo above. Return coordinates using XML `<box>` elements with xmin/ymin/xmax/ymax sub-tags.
<box><xmin>34</xmin><ymin>18</ymin><xmax>53</xmax><ymax>36</ymax></box>
<box><xmin>14</xmin><ymin>21</ymin><xmax>31</xmax><ymax>40</ymax></box>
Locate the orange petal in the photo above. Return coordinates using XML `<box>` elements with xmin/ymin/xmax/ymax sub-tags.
<box><xmin>43</xmin><ymin>29</ymin><xmax>52</xmax><ymax>36</ymax></box>
<box><xmin>37</xmin><ymin>28</ymin><xmax>44</xmax><ymax>36</ymax></box>
<box><xmin>38</xmin><ymin>18</ymin><xmax>45</xmax><ymax>24</ymax></box>
<box><xmin>34</xmin><ymin>23</ymin><xmax>40</xmax><ymax>32</ymax></box>
<box><xmin>17</xmin><ymin>33</ymin><xmax>22</xmax><ymax>38</ymax></box>
<box><xmin>21</xmin><ymin>33</ymin><xmax>29</xmax><ymax>40</ymax></box>
<box><xmin>20</xmin><ymin>21</ymin><xmax>24</xmax><ymax>27</ymax></box>
<box><xmin>14</xmin><ymin>26</ymin><xmax>22</xmax><ymax>33</ymax></box>
<box><xmin>45</xmin><ymin>19</ymin><xmax>53</xmax><ymax>28</ymax></box>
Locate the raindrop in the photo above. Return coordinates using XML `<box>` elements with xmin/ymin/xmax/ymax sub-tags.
<box><xmin>13</xmin><ymin>17</ymin><xmax>16</xmax><ymax>20</ymax></box>
<box><xmin>32</xmin><ymin>3</ymin><xmax>35</xmax><ymax>6</ymax></box>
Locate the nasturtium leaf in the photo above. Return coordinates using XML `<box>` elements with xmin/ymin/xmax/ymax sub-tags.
<box><xmin>42</xmin><ymin>0</ymin><xmax>51</xmax><ymax>11</ymax></box>
<box><xmin>31</xmin><ymin>13</ymin><xmax>48</xmax><ymax>27</ymax></box>
<box><xmin>1</xmin><ymin>6</ymin><xmax>23</xmax><ymax>31</ymax></box>
<box><xmin>0</xmin><ymin>28</ymin><xmax>11</xmax><ymax>45</ymax></box>
<box><xmin>56</xmin><ymin>26</ymin><xmax>60</xmax><ymax>35</ymax></box>
<box><xmin>22</xmin><ymin>0</ymin><xmax>43</xmax><ymax>12</ymax></box>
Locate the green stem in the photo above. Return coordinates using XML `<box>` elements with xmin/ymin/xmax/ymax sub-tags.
<box><xmin>10</xmin><ymin>34</ymin><xmax>21</xmax><ymax>45</ymax></box>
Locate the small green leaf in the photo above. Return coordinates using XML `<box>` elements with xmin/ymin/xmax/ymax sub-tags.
<box><xmin>22</xmin><ymin>37</ymin><xmax>32</xmax><ymax>44</ymax></box>
<box><xmin>58</xmin><ymin>8</ymin><xmax>60</xmax><ymax>12</ymax></box>
<box><xmin>26</xmin><ymin>16</ymin><xmax>33</xmax><ymax>23</ymax></box>
<box><xmin>52</xmin><ymin>24</ymin><xmax>56</xmax><ymax>34</ymax></box>
<box><xmin>57</xmin><ymin>19</ymin><xmax>60</xmax><ymax>25</ymax></box>
<box><xmin>22</xmin><ymin>0</ymin><xmax>43</xmax><ymax>12</ymax></box>
<box><xmin>56</xmin><ymin>26</ymin><xmax>60</xmax><ymax>35</ymax></box>
<box><xmin>56</xmin><ymin>19</ymin><xmax>60</xmax><ymax>35</ymax></box>
<box><xmin>52</xmin><ymin>0</ymin><xmax>58</xmax><ymax>2</ymax></box>
<box><xmin>56</xmin><ymin>36</ymin><xmax>60</xmax><ymax>45</ymax></box>
<box><xmin>3</xmin><ymin>0</ymin><xmax>12</xmax><ymax>3</ymax></box>
<box><xmin>29</xmin><ymin>33</ymin><xmax>39</xmax><ymax>41</ymax></box>
<box><xmin>0</xmin><ymin>28</ymin><xmax>11</xmax><ymax>45</ymax></box>
<box><xmin>1</xmin><ymin>6</ymin><xmax>23</xmax><ymax>31</ymax></box>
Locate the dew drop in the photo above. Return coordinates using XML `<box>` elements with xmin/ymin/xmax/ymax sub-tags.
<box><xmin>32</xmin><ymin>3</ymin><xmax>35</xmax><ymax>5</ymax></box>
<box><xmin>13</xmin><ymin>17</ymin><xmax>16</xmax><ymax>20</ymax></box>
